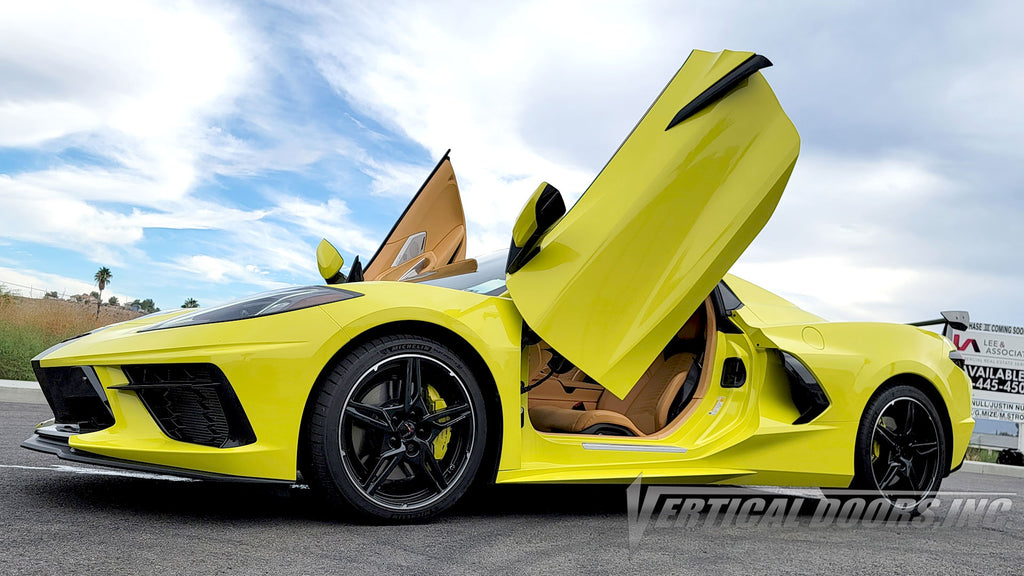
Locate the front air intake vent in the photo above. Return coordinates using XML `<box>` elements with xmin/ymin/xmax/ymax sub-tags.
<box><xmin>116</xmin><ymin>364</ymin><xmax>256</xmax><ymax>448</ymax></box>
<box><xmin>33</xmin><ymin>365</ymin><xmax>114</xmax><ymax>432</ymax></box>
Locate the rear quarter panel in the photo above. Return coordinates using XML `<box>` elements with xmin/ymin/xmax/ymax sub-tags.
<box><xmin>734</xmin><ymin>307</ymin><xmax>973</xmax><ymax>472</ymax></box>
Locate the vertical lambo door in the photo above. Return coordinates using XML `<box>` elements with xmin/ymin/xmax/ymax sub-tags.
<box><xmin>504</xmin><ymin>50</ymin><xmax>800</xmax><ymax>480</ymax></box>
<box><xmin>361</xmin><ymin>151</ymin><xmax>470</xmax><ymax>281</ymax></box>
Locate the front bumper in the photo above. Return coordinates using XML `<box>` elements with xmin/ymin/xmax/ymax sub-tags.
<box><xmin>24</xmin><ymin>304</ymin><xmax>352</xmax><ymax>481</ymax></box>
<box><xmin>22</xmin><ymin>424</ymin><xmax>289</xmax><ymax>483</ymax></box>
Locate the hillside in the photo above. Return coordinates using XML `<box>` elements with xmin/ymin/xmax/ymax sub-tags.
<box><xmin>0</xmin><ymin>296</ymin><xmax>143</xmax><ymax>381</ymax></box>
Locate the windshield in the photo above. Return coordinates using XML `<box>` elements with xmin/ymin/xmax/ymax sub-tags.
<box><xmin>412</xmin><ymin>250</ymin><xmax>508</xmax><ymax>296</ymax></box>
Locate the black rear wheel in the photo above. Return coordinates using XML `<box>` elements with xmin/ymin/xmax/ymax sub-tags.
<box><xmin>852</xmin><ymin>384</ymin><xmax>946</xmax><ymax>509</ymax></box>
<box><xmin>306</xmin><ymin>335</ymin><xmax>488</xmax><ymax>521</ymax></box>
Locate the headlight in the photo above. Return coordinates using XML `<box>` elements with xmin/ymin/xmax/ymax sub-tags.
<box><xmin>141</xmin><ymin>286</ymin><xmax>361</xmax><ymax>332</ymax></box>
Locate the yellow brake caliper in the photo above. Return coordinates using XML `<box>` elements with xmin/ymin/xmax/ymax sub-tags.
<box><xmin>872</xmin><ymin>418</ymin><xmax>887</xmax><ymax>462</ymax></box>
<box><xmin>426</xmin><ymin>385</ymin><xmax>451</xmax><ymax>460</ymax></box>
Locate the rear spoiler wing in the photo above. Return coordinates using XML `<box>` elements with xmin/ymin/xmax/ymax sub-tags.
<box><xmin>908</xmin><ymin>310</ymin><xmax>970</xmax><ymax>334</ymax></box>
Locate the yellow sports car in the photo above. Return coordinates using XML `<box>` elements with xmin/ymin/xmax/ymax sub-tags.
<box><xmin>24</xmin><ymin>49</ymin><xmax>973</xmax><ymax>521</ymax></box>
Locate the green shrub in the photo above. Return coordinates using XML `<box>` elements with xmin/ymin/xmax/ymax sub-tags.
<box><xmin>0</xmin><ymin>324</ymin><xmax>51</xmax><ymax>380</ymax></box>
<box><xmin>0</xmin><ymin>295</ymin><xmax>142</xmax><ymax>381</ymax></box>
<box><xmin>965</xmin><ymin>446</ymin><xmax>999</xmax><ymax>463</ymax></box>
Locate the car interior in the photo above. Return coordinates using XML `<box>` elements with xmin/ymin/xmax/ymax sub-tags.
<box><xmin>527</xmin><ymin>297</ymin><xmax>717</xmax><ymax>437</ymax></box>
<box><xmin>361</xmin><ymin>156</ymin><xmax>468</xmax><ymax>282</ymax></box>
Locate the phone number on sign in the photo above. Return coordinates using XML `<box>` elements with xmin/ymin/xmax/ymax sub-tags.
<box><xmin>972</xmin><ymin>379</ymin><xmax>1024</xmax><ymax>395</ymax></box>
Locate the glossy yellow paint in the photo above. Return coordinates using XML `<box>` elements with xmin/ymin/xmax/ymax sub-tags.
<box><xmin>316</xmin><ymin>238</ymin><xmax>344</xmax><ymax>282</ymax></box>
<box><xmin>37</xmin><ymin>282</ymin><xmax>524</xmax><ymax>480</ymax></box>
<box><xmin>728</xmin><ymin>275</ymin><xmax>973</xmax><ymax>473</ymax></box>
<box><xmin>506</xmin><ymin>49</ymin><xmax>800</xmax><ymax>399</ymax></box>
<box><xmin>504</xmin><ymin>326</ymin><xmax>853</xmax><ymax>487</ymax></box>
<box><xmin>41</xmin><ymin>305</ymin><xmax>352</xmax><ymax>480</ymax></box>
<box><xmin>501</xmin><ymin>276</ymin><xmax>972</xmax><ymax>486</ymax></box>
<box><xmin>34</xmin><ymin>271</ymin><xmax>971</xmax><ymax>487</ymax></box>
<box><xmin>318</xmin><ymin>282</ymin><xmax>524</xmax><ymax>471</ymax></box>
<box><xmin>511</xmin><ymin>182</ymin><xmax>551</xmax><ymax>246</ymax></box>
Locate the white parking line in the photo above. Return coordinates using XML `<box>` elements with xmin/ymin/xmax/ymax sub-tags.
<box><xmin>0</xmin><ymin>463</ymin><xmax>196</xmax><ymax>482</ymax></box>
<box><xmin>1</xmin><ymin>463</ymin><xmax>310</xmax><ymax>489</ymax></box>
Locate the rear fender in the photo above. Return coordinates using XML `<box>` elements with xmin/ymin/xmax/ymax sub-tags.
<box><xmin>749</xmin><ymin>321</ymin><xmax>956</xmax><ymax>423</ymax></box>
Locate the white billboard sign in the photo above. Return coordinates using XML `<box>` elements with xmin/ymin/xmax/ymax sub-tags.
<box><xmin>948</xmin><ymin>322</ymin><xmax>1024</xmax><ymax>449</ymax></box>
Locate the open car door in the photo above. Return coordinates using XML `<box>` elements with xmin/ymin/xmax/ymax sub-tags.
<box><xmin>505</xmin><ymin>49</ymin><xmax>800</xmax><ymax>398</ymax></box>
<box><xmin>362</xmin><ymin>151</ymin><xmax>469</xmax><ymax>281</ymax></box>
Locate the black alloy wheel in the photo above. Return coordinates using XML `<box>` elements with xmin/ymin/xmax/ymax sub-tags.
<box><xmin>853</xmin><ymin>384</ymin><xmax>946</xmax><ymax>509</ymax></box>
<box><xmin>305</xmin><ymin>335</ymin><xmax>488</xmax><ymax>521</ymax></box>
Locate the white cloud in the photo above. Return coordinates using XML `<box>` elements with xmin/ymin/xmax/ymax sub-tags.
<box><xmin>2</xmin><ymin>1</ymin><xmax>1023</xmax><ymax>324</ymax></box>
<box><xmin>294</xmin><ymin>1</ymin><xmax>1004</xmax><ymax>325</ymax></box>
<box><xmin>0</xmin><ymin>1</ymin><xmax>348</xmax><ymax>283</ymax></box>
<box><xmin>0</xmin><ymin>1</ymin><xmax>390</xmax><ymax>283</ymax></box>
<box><xmin>0</xmin><ymin>101</ymin><xmax>101</xmax><ymax>148</ymax></box>
<box><xmin>735</xmin><ymin>153</ymin><xmax>976</xmax><ymax>322</ymax></box>
<box><xmin>0</xmin><ymin>1</ymin><xmax>260</xmax><ymax>266</ymax></box>
<box><xmin>171</xmin><ymin>254</ymin><xmax>285</xmax><ymax>289</ymax></box>
<box><xmin>732</xmin><ymin>257</ymin><xmax>921</xmax><ymax>322</ymax></box>
<box><xmin>0</xmin><ymin>170</ymin><xmax>280</xmax><ymax>266</ymax></box>
<box><xmin>271</xmin><ymin>196</ymin><xmax>379</xmax><ymax>255</ymax></box>
<box><xmin>0</xmin><ymin>1</ymin><xmax>251</xmax><ymax>146</ymax></box>
<box><xmin>298</xmin><ymin>1</ymin><xmax>664</xmax><ymax>253</ymax></box>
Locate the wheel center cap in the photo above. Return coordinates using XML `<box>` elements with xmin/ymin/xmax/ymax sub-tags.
<box><xmin>398</xmin><ymin>421</ymin><xmax>416</xmax><ymax>440</ymax></box>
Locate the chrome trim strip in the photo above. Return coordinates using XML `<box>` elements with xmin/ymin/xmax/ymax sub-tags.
<box><xmin>581</xmin><ymin>442</ymin><xmax>687</xmax><ymax>454</ymax></box>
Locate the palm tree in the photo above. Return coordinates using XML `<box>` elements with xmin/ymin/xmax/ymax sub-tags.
<box><xmin>182</xmin><ymin>298</ymin><xmax>199</xmax><ymax>309</ymax></box>
<box><xmin>94</xmin><ymin>267</ymin><xmax>112</xmax><ymax>318</ymax></box>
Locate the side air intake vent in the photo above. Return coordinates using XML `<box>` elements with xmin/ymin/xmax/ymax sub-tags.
<box><xmin>780</xmin><ymin>351</ymin><xmax>830</xmax><ymax>425</ymax></box>
<box><xmin>116</xmin><ymin>364</ymin><xmax>256</xmax><ymax>448</ymax></box>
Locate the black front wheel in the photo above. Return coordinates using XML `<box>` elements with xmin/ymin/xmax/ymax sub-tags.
<box><xmin>852</xmin><ymin>384</ymin><xmax>946</xmax><ymax>509</ymax></box>
<box><xmin>305</xmin><ymin>335</ymin><xmax>488</xmax><ymax>521</ymax></box>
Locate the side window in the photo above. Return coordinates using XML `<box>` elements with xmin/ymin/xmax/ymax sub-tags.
<box><xmin>717</xmin><ymin>281</ymin><xmax>743</xmax><ymax>313</ymax></box>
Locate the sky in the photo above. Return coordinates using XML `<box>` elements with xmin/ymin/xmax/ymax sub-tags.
<box><xmin>0</xmin><ymin>0</ymin><xmax>1022</xmax><ymax>325</ymax></box>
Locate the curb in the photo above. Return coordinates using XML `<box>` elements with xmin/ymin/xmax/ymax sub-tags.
<box><xmin>0</xmin><ymin>379</ymin><xmax>46</xmax><ymax>405</ymax></box>
<box><xmin>960</xmin><ymin>460</ymin><xmax>1024</xmax><ymax>479</ymax></box>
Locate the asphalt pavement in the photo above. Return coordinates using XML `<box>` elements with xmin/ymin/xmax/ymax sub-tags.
<box><xmin>2</xmin><ymin>400</ymin><xmax>1021</xmax><ymax>575</ymax></box>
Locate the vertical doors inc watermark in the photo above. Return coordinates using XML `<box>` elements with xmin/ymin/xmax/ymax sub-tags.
<box><xmin>626</xmin><ymin>476</ymin><xmax>1013</xmax><ymax>549</ymax></box>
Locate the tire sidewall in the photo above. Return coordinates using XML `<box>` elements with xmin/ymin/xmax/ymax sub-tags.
<box><xmin>853</xmin><ymin>384</ymin><xmax>946</xmax><ymax>503</ymax></box>
<box><xmin>312</xmin><ymin>335</ymin><xmax>488</xmax><ymax>522</ymax></box>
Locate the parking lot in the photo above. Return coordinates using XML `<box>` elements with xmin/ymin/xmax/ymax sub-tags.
<box><xmin>2</xmin><ymin>400</ymin><xmax>1021</xmax><ymax>575</ymax></box>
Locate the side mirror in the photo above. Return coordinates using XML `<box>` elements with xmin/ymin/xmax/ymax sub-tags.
<box><xmin>506</xmin><ymin>182</ymin><xmax>565</xmax><ymax>274</ymax></box>
<box><xmin>317</xmin><ymin>238</ymin><xmax>345</xmax><ymax>284</ymax></box>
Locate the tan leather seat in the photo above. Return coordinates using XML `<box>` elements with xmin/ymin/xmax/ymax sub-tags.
<box><xmin>526</xmin><ymin>343</ymin><xmax>590</xmax><ymax>400</ymax></box>
<box><xmin>529</xmin><ymin>315</ymin><xmax>703</xmax><ymax>436</ymax></box>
